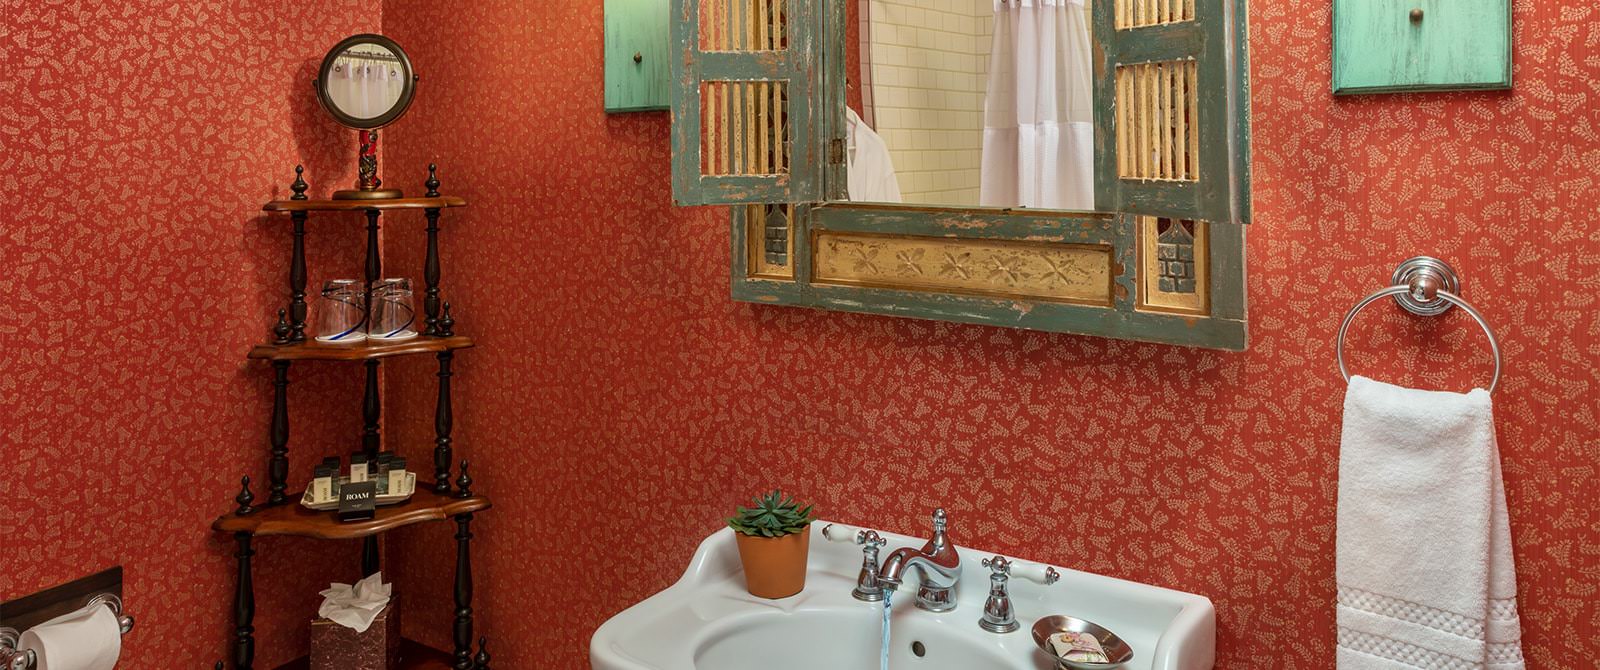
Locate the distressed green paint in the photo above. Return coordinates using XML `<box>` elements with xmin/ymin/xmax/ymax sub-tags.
<box><xmin>669</xmin><ymin>0</ymin><xmax>824</xmax><ymax>206</ymax></box>
<box><xmin>811</xmin><ymin>205</ymin><xmax>1117</xmax><ymax>244</ymax></box>
<box><xmin>732</xmin><ymin>263</ymin><xmax>1247</xmax><ymax>350</ymax></box>
<box><xmin>711</xmin><ymin>0</ymin><xmax>1250</xmax><ymax>350</ymax></box>
<box><xmin>1333</xmin><ymin>0</ymin><xmax>1511</xmax><ymax>94</ymax></box>
<box><xmin>731</xmin><ymin>206</ymin><xmax>1248</xmax><ymax>351</ymax></box>
<box><xmin>605</xmin><ymin>0</ymin><xmax>672</xmax><ymax>113</ymax></box>
<box><xmin>1092</xmin><ymin>0</ymin><xmax>1252</xmax><ymax>226</ymax></box>
<box><xmin>821</xmin><ymin>0</ymin><xmax>849</xmax><ymax>203</ymax></box>
<box><xmin>1206</xmin><ymin>219</ymin><xmax>1247</xmax><ymax>322</ymax></box>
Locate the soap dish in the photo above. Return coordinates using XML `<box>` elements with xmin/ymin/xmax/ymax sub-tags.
<box><xmin>1031</xmin><ymin>615</ymin><xmax>1135</xmax><ymax>670</ymax></box>
<box><xmin>299</xmin><ymin>473</ymin><xmax>417</xmax><ymax>511</ymax></box>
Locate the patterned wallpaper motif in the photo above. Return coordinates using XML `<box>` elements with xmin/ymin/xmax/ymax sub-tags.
<box><xmin>379</xmin><ymin>1</ymin><xmax>1599</xmax><ymax>667</ymax></box>
<box><xmin>3</xmin><ymin>2</ymin><xmax>386</xmax><ymax>667</ymax></box>
<box><xmin>7</xmin><ymin>0</ymin><xmax>1599</xmax><ymax>668</ymax></box>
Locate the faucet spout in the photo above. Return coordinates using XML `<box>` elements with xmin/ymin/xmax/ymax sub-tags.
<box><xmin>877</xmin><ymin>546</ymin><xmax>960</xmax><ymax>589</ymax></box>
<box><xmin>873</xmin><ymin>509</ymin><xmax>961</xmax><ymax>612</ymax></box>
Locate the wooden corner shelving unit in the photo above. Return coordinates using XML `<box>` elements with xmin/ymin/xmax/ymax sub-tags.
<box><xmin>213</xmin><ymin>490</ymin><xmax>491</xmax><ymax>540</ymax></box>
<box><xmin>247</xmin><ymin>335</ymin><xmax>476</xmax><ymax>362</ymax></box>
<box><xmin>213</xmin><ymin>165</ymin><xmax>492</xmax><ymax>670</ymax></box>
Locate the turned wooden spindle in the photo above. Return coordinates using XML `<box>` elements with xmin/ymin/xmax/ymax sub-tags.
<box><xmin>272</xmin><ymin>309</ymin><xmax>291</xmax><ymax>345</ymax></box>
<box><xmin>363</xmin><ymin>361</ymin><xmax>380</xmax><ymax>460</ymax></box>
<box><xmin>288</xmin><ymin>166</ymin><xmax>310</xmax><ymax>342</ymax></box>
<box><xmin>456</xmin><ymin>460</ymin><xmax>473</xmax><ymax>498</ymax></box>
<box><xmin>268</xmin><ymin>361</ymin><xmax>291</xmax><ymax>505</ymax></box>
<box><xmin>424</xmin><ymin>164</ymin><xmax>445</xmax><ymax>335</ymax></box>
<box><xmin>234</xmin><ymin>532</ymin><xmax>255</xmax><ymax>670</ymax></box>
<box><xmin>434</xmin><ymin>351</ymin><xmax>455</xmax><ymax>494</ymax></box>
<box><xmin>364</xmin><ymin>208</ymin><xmax>381</xmax><ymax>327</ymax></box>
<box><xmin>235</xmin><ymin>476</ymin><xmax>256</xmax><ymax>516</ymax></box>
<box><xmin>474</xmin><ymin>637</ymin><xmax>491</xmax><ymax>670</ymax></box>
<box><xmin>290</xmin><ymin>165</ymin><xmax>309</xmax><ymax>200</ymax></box>
<box><xmin>363</xmin><ymin>360</ymin><xmax>381</xmax><ymax>458</ymax></box>
<box><xmin>363</xmin><ymin>536</ymin><xmax>381</xmax><ymax>578</ymax></box>
<box><xmin>453</xmin><ymin>512</ymin><xmax>475</xmax><ymax>669</ymax></box>
<box><xmin>439</xmin><ymin>302</ymin><xmax>456</xmax><ymax>337</ymax></box>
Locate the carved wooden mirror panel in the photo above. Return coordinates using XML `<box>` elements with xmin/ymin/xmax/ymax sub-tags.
<box><xmin>671</xmin><ymin>0</ymin><xmax>1250</xmax><ymax>350</ymax></box>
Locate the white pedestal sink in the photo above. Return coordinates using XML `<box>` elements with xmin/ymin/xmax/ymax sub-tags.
<box><xmin>591</xmin><ymin>521</ymin><xmax>1215</xmax><ymax>670</ymax></box>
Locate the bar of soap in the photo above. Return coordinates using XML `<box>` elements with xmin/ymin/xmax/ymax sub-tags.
<box><xmin>1050</xmin><ymin>631</ymin><xmax>1109</xmax><ymax>663</ymax></box>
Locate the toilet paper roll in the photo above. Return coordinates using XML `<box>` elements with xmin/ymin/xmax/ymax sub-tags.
<box><xmin>18</xmin><ymin>602</ymin><xmax>122</xmax><ymax>670</ymax></box>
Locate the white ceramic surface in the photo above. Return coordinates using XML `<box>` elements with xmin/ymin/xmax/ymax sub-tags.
<box><xmin>590</xmin><ymin>522</ymin><xmax>1215</xmax><ymax>670</ymax></box>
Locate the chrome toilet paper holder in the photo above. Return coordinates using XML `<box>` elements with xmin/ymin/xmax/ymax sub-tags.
<box><xmin>0</xmin><ymin>593</ymin><xmax>134</xmax><ymax>670</ymax></box>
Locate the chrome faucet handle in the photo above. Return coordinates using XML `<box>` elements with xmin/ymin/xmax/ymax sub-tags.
<box><xmin>823</xmin><ymin>524</ymin><xmax>889</xmax><ymax>602</ymax></box>
<box><xmin>979</xmin><ymin>555</ymin><xmax>1018</xmax><ymax>633</ymax></box>
<box><xmin>978</xmin><ymin>556</ymin><xmax>1058</xmax><ymax>634</ymax></box>
<box><xmin>928</xmin><ymin>508</ymin><xmax>951</xmax><ymax>554</ymax></box>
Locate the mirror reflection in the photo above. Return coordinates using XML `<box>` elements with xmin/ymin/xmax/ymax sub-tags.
<box><xmin>847</xmin><ymin>0</ymin><xmax>1094</xmax><ymax>210</ymax></box>
<box><xmin>324</xmin><ymin>43</ymin><xmax>408</xmax><ymax>121</ymax></box>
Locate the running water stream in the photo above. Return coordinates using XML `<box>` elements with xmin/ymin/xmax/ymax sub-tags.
<box><xmin>880</xmin><ymin>590</ymin><xmax>894</xmax><ymax>670</ymax></box>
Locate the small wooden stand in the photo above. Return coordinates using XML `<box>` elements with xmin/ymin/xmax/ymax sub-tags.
<box><xmin>212</xmin><ymin>165</ymin><xmax>491</xmax><ymax>670</ymax></box>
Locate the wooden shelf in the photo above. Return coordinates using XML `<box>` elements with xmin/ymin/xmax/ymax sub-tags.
<box><xmin>248</xmin><ymin>336</ymin><xmax>475</xmax><ymax>362</ymax></box>
<box><xmin>263</xmin><ymin>196</ymin><xmax>467</xmax><ymax>213</ymax></box>
<box><xmin>226</xmin><ymin>166</ymin><xmax>486</xmax><ymax>667</ymax></box>
<box><xmin>272</xmin><ymin>638</ymin><xmax>454</xmax><ymax>670</ymax></box>
<box><xmin>213</xmin><ymin>489</ymin><xmax>491</xmax><ymax>540</ymax></box>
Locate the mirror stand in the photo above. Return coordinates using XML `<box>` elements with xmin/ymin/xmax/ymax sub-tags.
<box><xmin>314</xmin><ymin>33</ymin><xmax>418</xmax><ymax>201</ymax></box>
<box><xmin>334</xmin><ymin>129</ymin><xmax>404</xmax><ymax>200</ymax></box>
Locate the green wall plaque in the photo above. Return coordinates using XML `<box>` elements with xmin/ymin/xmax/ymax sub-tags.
<box><xmin>1333</xmin><ymin>0</ymin><xmax>1512</xmax><ymax>94</ymax></box>
<box><xmin>605</xmin><ymin>0</ymin><xmax>670</xmax><ymax>113</ymax></box>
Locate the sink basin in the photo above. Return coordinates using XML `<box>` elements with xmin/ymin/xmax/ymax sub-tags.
<box><xmin>694</xmin><ymin>608</ymin><xmax>1013</xmax><ymax>670</ymax></box>
<box><xmin>591</xmin><ymin>522</ymin><xmax>1215</xmax><ymax>670</ymax></box>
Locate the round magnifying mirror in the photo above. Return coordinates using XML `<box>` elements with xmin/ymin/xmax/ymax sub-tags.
<box><xmin>316</xmin><ymin>34</ymin><xmax>416</xmax><ymax>129</ymax></box>
<box><xmin>314</xmin><ymin>34</ymin><xmax>418</xmax><ymax>199</ymax></box>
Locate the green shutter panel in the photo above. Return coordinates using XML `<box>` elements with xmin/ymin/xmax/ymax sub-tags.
<box><xmin>670</xmin><ymin>0</ymin><xmax>822</xmax><ymax>206</ymax></box>
<box><xmin>1092</xmin><ymin>0</ymin><xmax>1251</xmax><ymax>225</ymax></box>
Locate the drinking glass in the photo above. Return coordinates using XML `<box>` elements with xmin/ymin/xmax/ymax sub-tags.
<box><xmin>316</xmin><ymin>279</ymin><xmax>367</xmax><ymax>343</ymax></box>
<box><xmin>369</xmin><ymin>277</ymin><xmax>417</xmax><ymax>340</ymax></box>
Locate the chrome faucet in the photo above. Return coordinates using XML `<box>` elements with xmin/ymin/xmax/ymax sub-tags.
<box><xmin>874</xmin><ymin>509</ymin><xmax>961</xmax><ymax>612</ymax></box>
<box><xmin>978</xmin><ymin>555</ymin><xmax>1059</xmax><ymax>633</ymax></box>
<box><xmin>822</xmin><ymin>524</ymin><xmax>890</xmax><ymax>602</ymax></box>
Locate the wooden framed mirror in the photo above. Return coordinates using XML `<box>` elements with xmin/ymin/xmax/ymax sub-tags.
<box><xmin>314</xmin><ymin>34</ymin><xmax>420</xmax><ymax>200</ymax></box>
<box><xmin>668</xmin><ymin>0</ymin><xmax>1251</xmax><ymax>350</ymax></box>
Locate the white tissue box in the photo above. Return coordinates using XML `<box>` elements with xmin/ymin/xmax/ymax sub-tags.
<box><xmin>309</xmin><ymin>595</ymin><xmax>400</xmax><ymax>670</ymax></box>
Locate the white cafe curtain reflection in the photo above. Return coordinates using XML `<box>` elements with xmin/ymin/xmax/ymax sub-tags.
<box><xmin>980</xmin><ymin>0</ymin><xmax>1095</xmax><ymax>210</ymax></box>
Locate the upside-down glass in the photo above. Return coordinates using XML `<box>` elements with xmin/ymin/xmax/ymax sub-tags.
<box><xmin>369</xmin><ymin>277</ymin><xmax>417</xmax><ymax>340</ymax></box>
<box><xmin>317</xmin><ymin>279</ymin><xmax>367</xmax><ymax>343</ymax></box>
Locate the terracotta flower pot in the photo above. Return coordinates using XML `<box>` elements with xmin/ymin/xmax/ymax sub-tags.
<box><xmin>733</xmin><ymin>527</ymin><xmax>811</xmax><ymax>599</ymax></box>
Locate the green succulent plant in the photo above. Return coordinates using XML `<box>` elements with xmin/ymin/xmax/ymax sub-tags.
<box><xmin>727</xmin><ymin>489</ymin><xmax>816</xmax><ymax>537</ymax></box>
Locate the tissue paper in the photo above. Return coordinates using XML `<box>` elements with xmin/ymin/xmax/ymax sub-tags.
<box><xmin>17</xmin><ymin>602</ymin><xmax>122</xmax><ymax>670</ymax></box>
<box><xmin>317</xmin><ymin>572</ymin><xmax>392</xmax><ymax>633</ymax></box>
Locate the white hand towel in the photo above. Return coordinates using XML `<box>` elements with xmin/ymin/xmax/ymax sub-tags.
<box><xmin>1336</xmin><ymin>376</ymin><xmax>1523</xmax><ymax>669</ymax></box>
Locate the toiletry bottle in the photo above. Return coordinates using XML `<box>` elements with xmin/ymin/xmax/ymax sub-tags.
<box><xmin>351</xmin><ymin>453</ymin><xmax>369</xmax><ymax>484</ymax></box>
<box><xmin>375</xmin><ymin>452</ymin><xmax>393</xmax><ymax>494</ymax></box>
<box><xmin>388</xmin><ymin>457</ymin><xmax>408</xmax><ymax>495</ymax></box>
<box><xmin>323</xmin><ymin>456</ymin><xmax>343</xmax><ymax>496</ymax></box>
<box><xmin>313</xmin><ymin>465</ymin><xmax>334</xmax><ymax>504</ymax></box>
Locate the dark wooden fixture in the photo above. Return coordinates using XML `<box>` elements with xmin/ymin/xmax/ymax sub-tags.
<box><xmin>211</xmin><ymin>165</ymin><xmax>490</xmax><ymax>670</ymax></box>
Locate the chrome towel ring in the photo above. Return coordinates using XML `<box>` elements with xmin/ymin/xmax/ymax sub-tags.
<box><xmin>1336</xmin><ymin>257</ymin><xmax>1502</xmax><ymax>394</ymax></box>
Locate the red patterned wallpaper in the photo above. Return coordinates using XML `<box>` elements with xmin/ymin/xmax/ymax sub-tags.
<box><xmin>3</xmin><ymin>2</ymin><xmax>388</xmax><ymax>667</ymax></box>
<box><xmin>8</xmin><ymin>0</ymin><xmax>1599</xmax><ymax>668</ymax></box>
<box><xmin>378</xmin><ymin>1</ymin><xmax>1599</xmax><ymax>667</ymax></box>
